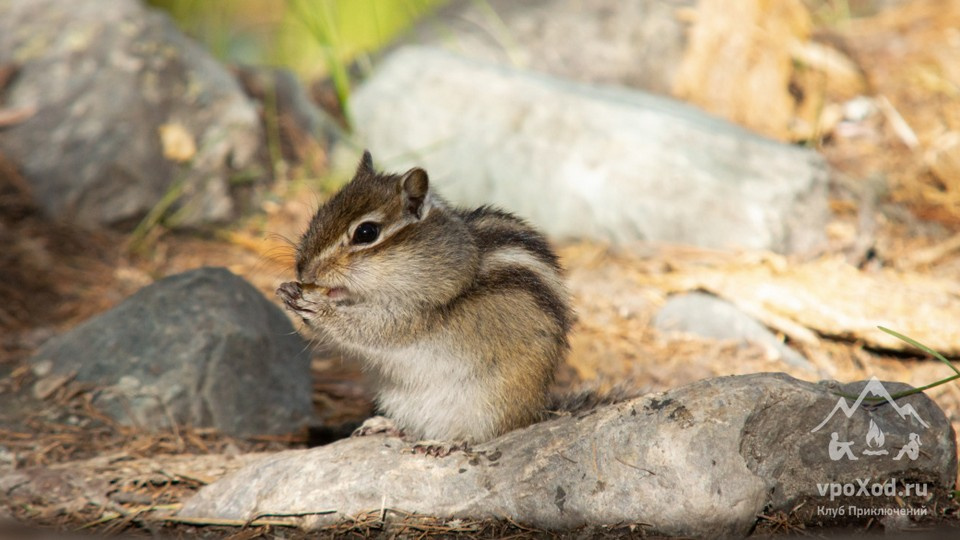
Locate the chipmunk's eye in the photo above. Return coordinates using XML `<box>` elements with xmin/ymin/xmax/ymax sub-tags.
<box><xmin>351</xmin><ymin>221</ymin><xmax>380</xmax><ymax>245</ymax></box>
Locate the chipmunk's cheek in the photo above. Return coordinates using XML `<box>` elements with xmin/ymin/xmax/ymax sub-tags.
<box><xmin>326</xmin><ymin>287</ymin><xmax>350</xmax><ymax>301</ymax></box>
<box><xmin>300</xmin><ymin>288</ymin><xmax>352</xmax><ymax>309</ymax></box>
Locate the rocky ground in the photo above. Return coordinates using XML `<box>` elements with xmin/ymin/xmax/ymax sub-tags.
<box><xmin>2</xmin><ymin>0</ymin><xmax>960</xmax><ymax>537</ymax></box>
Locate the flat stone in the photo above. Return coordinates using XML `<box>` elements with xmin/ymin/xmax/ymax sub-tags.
<box><xmin>179</xmin><ymin>373</ymin><xmax>955</xmax><ymax>536</ymax></box>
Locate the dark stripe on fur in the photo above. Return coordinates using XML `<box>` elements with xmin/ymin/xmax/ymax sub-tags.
<box><xmin>460</xmin><ymin>205</ymin><xmax>520</xmax><ymax>225</ymax></box>
<box><xmin>474</xmin><ymin>226</ymin><xmax>561</xmax><ymax>270</ymax></box>
<box><xmin>476</xmin><ymin>266</ymin><xmax>572</xmax><ymax>337</ymax></box>
<box><xmin>460</xmin><ymin>206</ymin><xmax>561</xmax><ymax>270</ymax></box>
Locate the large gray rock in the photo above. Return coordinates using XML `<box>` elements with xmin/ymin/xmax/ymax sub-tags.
<box><xmin>179</xmin><ymin>373</ymin><xmax>955</xmax><ymax>536</ymax></box>
<box><xmin>29</xmin><ymin>267</ymin><xmax>312</xmax><ymax>436</ymax></box>
<box><xmin>349</xmin><ymin>46</ymin><xmax>829</xmax><ymax>254</ymax></box>
<box><xmin>405</xmin><ymin>0</ymin><xmax>695</xmax><ymax>95</ymax></box>
<box><xmin>0</xmin><ymin>0</ymin><xmax>262</xmax><ymax>228</ymax></box>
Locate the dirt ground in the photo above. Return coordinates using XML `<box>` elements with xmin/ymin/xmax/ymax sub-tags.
<box><xmin>2</xmin><ymin>0</ymin><xmax>960</xmax><ymax>537</ymax></box>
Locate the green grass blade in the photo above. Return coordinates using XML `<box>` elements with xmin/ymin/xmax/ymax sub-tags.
<box><xmin>879</xmin><ymin>326</ymin><xmax>960</xmax><ymax>377</ymax></box>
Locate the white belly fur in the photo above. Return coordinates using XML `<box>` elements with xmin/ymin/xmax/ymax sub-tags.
<box><xmin>362</xmin><ymin>341</ymin><xmax>498</xmax><ymax>442</ymax></box>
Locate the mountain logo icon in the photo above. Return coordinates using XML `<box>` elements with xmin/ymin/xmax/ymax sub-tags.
<box><xmin>811</xmin><ymin>376</ymin><xmax>929</xmax><ymax>433</ymax></box>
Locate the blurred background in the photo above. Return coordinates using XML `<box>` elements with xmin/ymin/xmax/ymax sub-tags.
<box><xmin>150</xmin><ymin>0</ymin><xmax>443</xmax><ymax>76</ymax></box>
<box><xmin>1</xmin><ymin>0</ymin><xmax>959</xmax><ymax>533</ymax></box>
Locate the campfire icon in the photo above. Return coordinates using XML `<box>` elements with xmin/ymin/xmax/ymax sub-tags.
<box><xmin>862</xmin><ymin>419</ymin><xmax>888</xmax><ymax>456</ymax></box>
<box><xmin>812</xmin><ymin>376</ymin><xmax>929</xmax><ymax>462</ymax></box>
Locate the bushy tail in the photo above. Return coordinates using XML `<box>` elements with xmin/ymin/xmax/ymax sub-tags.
<box><xmin>547</xmin><ymin>384</ymin><xmax>641</xmax><ymax>414</ymax></box>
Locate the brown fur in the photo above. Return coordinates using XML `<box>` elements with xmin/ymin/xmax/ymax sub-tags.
<box><xmin>278</xmin><ymin>151</ymin><xmax>571</xmax><ymax>443</ymax></box>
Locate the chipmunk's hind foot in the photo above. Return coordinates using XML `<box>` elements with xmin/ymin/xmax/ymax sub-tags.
<box><xmin>412</xmin><ymin>440</ymin><xmax>471</xmax><ymax>458</ymax></box>
<box><xmin>352</xmin><ymin>415</ymin><xmax>405</xmax><ymax>438</ymax></box>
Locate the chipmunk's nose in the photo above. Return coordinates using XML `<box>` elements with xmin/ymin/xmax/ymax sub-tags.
<box><xmin>296</xmin><ymin>259</ymin><xmax>321</xmax><ymax>284</ymax></box>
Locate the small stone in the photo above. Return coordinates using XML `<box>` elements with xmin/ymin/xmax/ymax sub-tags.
<box><xmin>31</xmin><ymin>359</ymin><xmax>52</xmax><ymax>378</ymax></box>
<box><xmin>653</xmin><ymin>292</ymin><xmax>816</xmax><ymax>371</ymax></box>
<box><xmin>28</xmin><ymin>267</ymin><xmax>313</xmax><ymax>436</ymax></box>
<box><xmin>843</xmin><ymin>96</ymin><xmax>878</xmax><ymax>122</ymax></box>
<box><xmin>32</xmin><ymin>372</ymin><xmax>73</xmax><ymax>400</ymax></box>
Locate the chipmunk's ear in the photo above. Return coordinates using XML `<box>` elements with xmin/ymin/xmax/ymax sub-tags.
<box><xmin>357</xmin><ymin>150</ymin><xmax>375</xmax><ymax>175</ymax></box>
<box><xmin>400</xmin><ymin>167</ymin><xmax>429</xmax><ymax>219</ymax></box>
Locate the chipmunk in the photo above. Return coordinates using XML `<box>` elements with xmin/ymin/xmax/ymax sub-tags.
<box><xmin>277</xmin><ymin>151</ymin><xmax>572</xmax><ymax>446</ymax></box>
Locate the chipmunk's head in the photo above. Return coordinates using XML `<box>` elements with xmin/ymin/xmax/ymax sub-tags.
<box><xmin>294</xmin><ymin>151</ymin><xmax>477</xmax><ymax>308</ymax></box>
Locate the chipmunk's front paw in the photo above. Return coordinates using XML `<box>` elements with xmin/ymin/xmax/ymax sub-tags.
<box><xmin>277</xmin><ymin>281</ymin><xmax>332</xmax><ymax>320</ymax></box>
<box><xmin>277</xmin><ymin>281</ymin><xmax>311</xmax><ymax>314</ymax></box>
<box><xmin>352</xmin><ymin>415</ymin><xmax>405</xmax><ymax>438</ymax></box>
<box><xmin>412</xmin><ymin>440</ymin><xmax>471</xmax><ymax>458</ymax></box>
